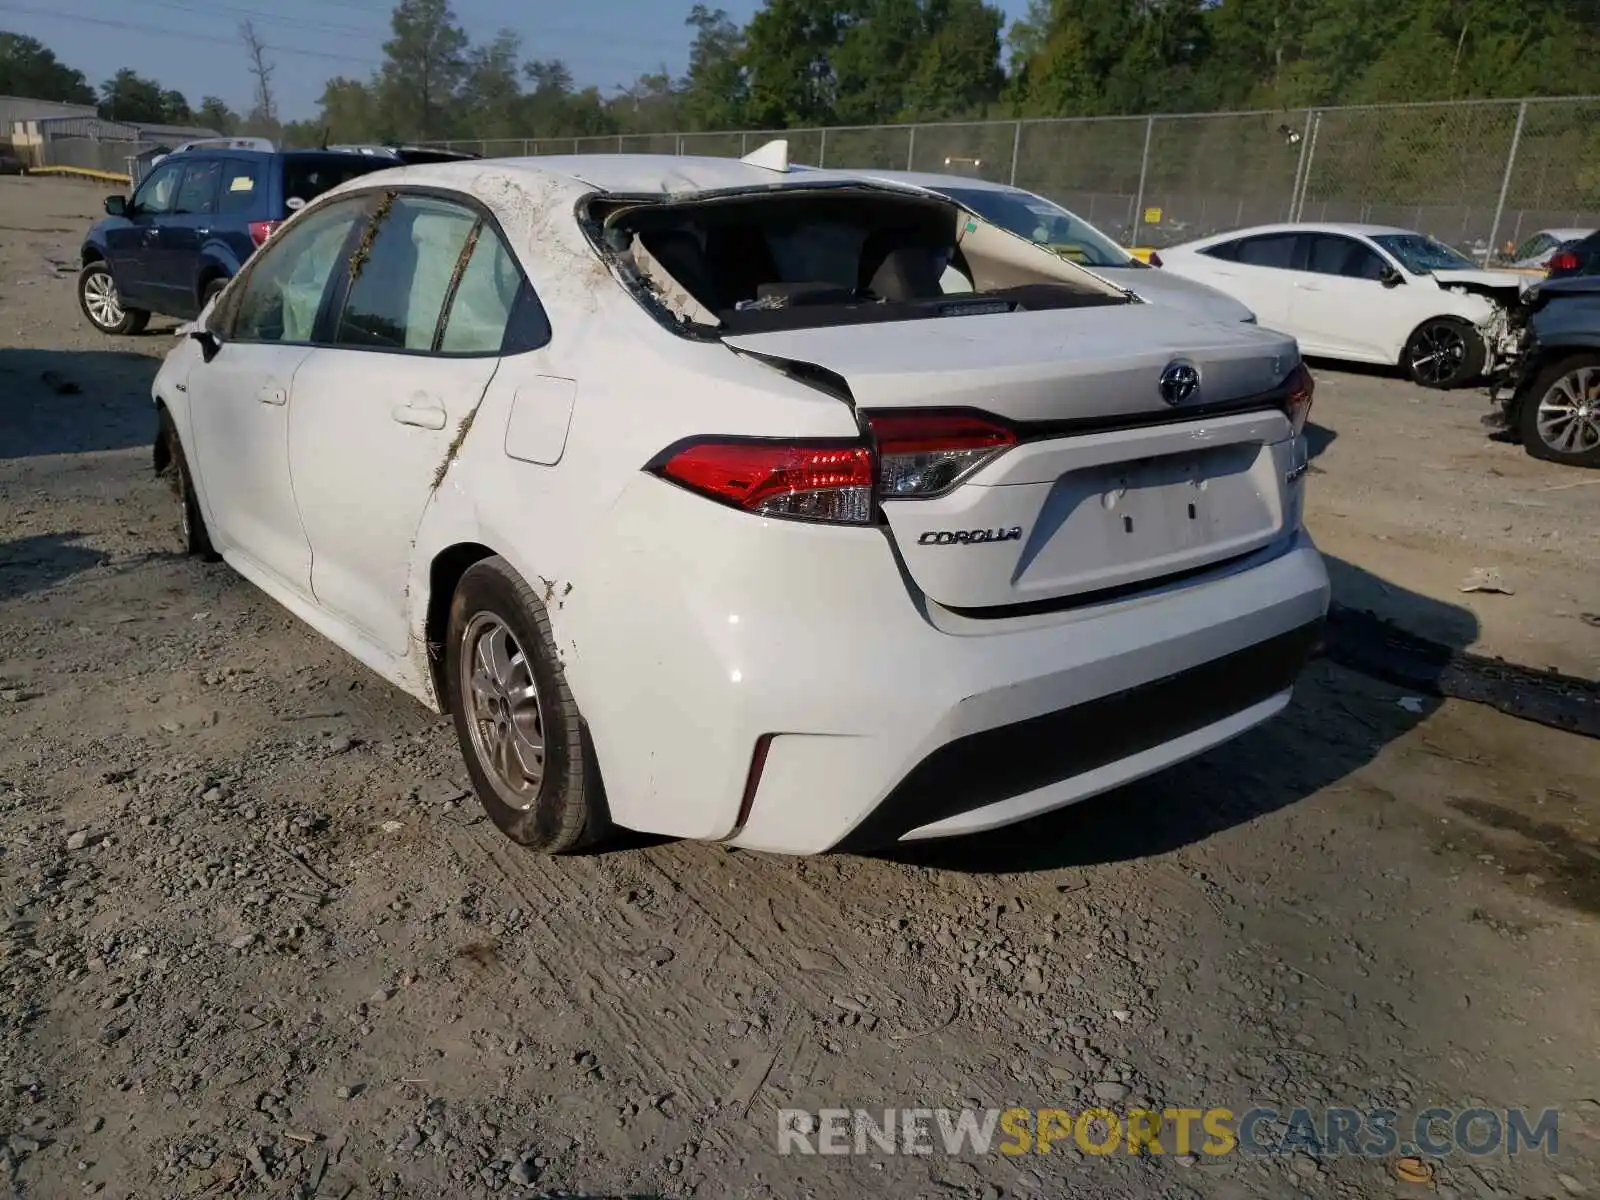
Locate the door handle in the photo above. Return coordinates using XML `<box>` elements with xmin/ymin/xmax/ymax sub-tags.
<box><xmin>392</xmin><ymin>398</ymin><xmax>447</xmax><ymax>430</ymax></box>
<box><xmin>258</xmin><ymin>385</ymin><xmax>287</xmax><ymax>406</ymax></box>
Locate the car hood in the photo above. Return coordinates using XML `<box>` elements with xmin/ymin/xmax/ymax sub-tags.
<box><xmin>1431</xmin><ymin>268</ymin><xmax>1527</xmax><ymax>292</ymax></box>
<box><xmin>1092</xmin><ymin>264</ymin><xmax>1257</xmax><ymax>322</ymax></box>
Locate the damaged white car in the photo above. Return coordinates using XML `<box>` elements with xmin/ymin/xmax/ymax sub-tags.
<box><xmin>1159</xmin><ymin>223</ymin><xmax>1525</xmax><ymax>388</ymax></box>
<box><xmin>151</xmin><ymin>143</ymin><xmax>1329</xmax><ymax>855</ymax></box>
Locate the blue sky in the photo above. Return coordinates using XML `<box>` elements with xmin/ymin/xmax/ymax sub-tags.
<box><xmin>2</xmin><ymin>0</ymin><xmax>1035</xmax><ymax>121</ymax></box>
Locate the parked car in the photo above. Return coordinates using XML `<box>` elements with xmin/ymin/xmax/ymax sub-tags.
<box><xmin>1485</xmin><ymin>276</ymin><xmax>1600</xmax><ymax>468</ymax></box>
<box><xmin>78</xmin><ymin>139</ymin><xmax>401</xmax><ymax>335</ymax></box>
<box><xmin>818</xmin><ymin>168</ymin><xmax>1256</xmax><ymax>323</ymax></box>
<box><xmin>1544</xmin><ymin>229</ymin><xmax>1600</xmax><ymax>281</ymax></box>
<box><xmin>1159</xmin><ymin>223</ymin><xmax>1526</xmax><ymax>388</ymax></box>
<box><xmin>1503</xmin><ymin>227</ymin><xmax>1595</xmax><ymax>274</ymax></box>
<box><xmin>151</xmin><ymin>149</ymin><xmax>1329</xmax><ymax>855</ymax></box>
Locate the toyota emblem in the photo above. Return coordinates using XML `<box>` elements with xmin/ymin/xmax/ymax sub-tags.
<box><xmin>1159</xmin><ymin>361</ymin><xmax>1201</xmax><ymax>406</ymax></box>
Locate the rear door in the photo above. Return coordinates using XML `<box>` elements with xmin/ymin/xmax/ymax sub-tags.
<box><xmin>1208</xmin><ymin>233</ymin><xmax>1302</xmax><ymax>331</ymax></box>
<box><xmin>154</xmin><ymin>156</ymin><xmax>223</xmax><ymax>314</ymax></box>
<box><xmin>723</xmin><ymin>305</ymin><xmax>1303</xmax><ymax>611</ymax></box>
<box><xmin>286</xmin><ymin>191</ymin><xmax>541</xmax><ymax>655</ymax></box>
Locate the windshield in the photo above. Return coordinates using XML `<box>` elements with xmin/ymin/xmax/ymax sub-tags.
<box><xmin>937</xmin><ymin>187</ymin><xmax>1133</xmax><ymax>268</ymax></box>
<box><xmin>1370</xmin><ymin>233</ymin><xmax>1475</xmax><ymax>275</ymax></box>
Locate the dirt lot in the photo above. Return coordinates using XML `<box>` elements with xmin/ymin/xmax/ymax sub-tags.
<box><xmin>2</xmin><ymin>175</ymin><xmax>1598</xmax><ymax>1200</ymax></box>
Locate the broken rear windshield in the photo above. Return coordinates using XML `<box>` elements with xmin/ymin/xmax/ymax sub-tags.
<box><xmin>595</xmin><ymin>187</ymin><xmax>1129</xmax><ymax>335</ymax></box>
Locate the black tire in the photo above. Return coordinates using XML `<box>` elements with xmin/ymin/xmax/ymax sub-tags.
<box><xmin>1403</xmin><ymin>316</ymin><xmax>1485</xmax><ymax>388</ymax></box>
<box><xmin>200</xmin><ymin>276</ymin><xmax>229</xmax><ymax>309</ymax></box>
<box><xmin>1517</xmin><ymin>354</ymin><xmax>1600</xmax><ymax>468</ymax></box>
<box><xmin>158</xmin><ymin>411</ymin><xmax>218</xmax><ymax>559</ymax></box>
<box><xmin>77</xmin><ymin>261</ymin><xmax>149</xmax><ymax>336</ymax></box>
<box><xmin>445</xmin><ymin>557</ymin><xmax>599</xmax><ymax>853</ymax></box>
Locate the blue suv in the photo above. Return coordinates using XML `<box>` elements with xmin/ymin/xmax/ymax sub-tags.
<box><xmin>78</xmin><ymin>139</ymin><xmax>416</xmax><ymax>335</ymax></box>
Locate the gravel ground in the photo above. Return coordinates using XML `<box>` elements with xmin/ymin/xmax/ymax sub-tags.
<box><xmin>2</xmin><ymin>175</ymin><xmax>1598</xmax><ymax>1200</ymax></box>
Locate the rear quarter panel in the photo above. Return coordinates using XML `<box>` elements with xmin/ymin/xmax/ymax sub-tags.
<box><xmin>399</xmin><ymin>170</ymin><xmax>863</xmax><ymax>798</ymax></box>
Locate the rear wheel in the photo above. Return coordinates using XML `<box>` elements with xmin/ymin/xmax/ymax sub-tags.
<box><xmin>78</xmin><ymin>261</ymin><xmax>149</xmax><ymax>336</ymax></box>
<box><xmin>200</xmin><ymin>276</ymin><xmax>229</xmax><ymax>310</ymax></box>
<box><xmin>1518</xmin><ymin>355</ymin><xmax>1600</xmax><ymax>468</ymax></box>
<box><xmin>1404</xmin><ymin>317</ymin><xmax>1484</xmax><ymax>389</ymax></box>
<box><xmin>445</xmin><ymin>557</ymin><xmax>599</xmax><ymax>853</ymax></box>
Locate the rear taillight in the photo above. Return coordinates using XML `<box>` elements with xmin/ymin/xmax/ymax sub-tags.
<box><xmin>1283</xmin><ymin>362</ymin><xmax>1315</xmax><ymax>436</ymax></box>
<box><xmin>652</xmin><ymin>410</ymin><xmax>1018</xmax><ymax>525</ymax></box>
<box><xmin>865</xmin><ymin>411</ymin><xmax>1016</xmax><ymax>499</ymax></box>
<box><xmin>655</xmin><ymin>440</ymin><xmax>874</xmax><ymax>524</ymax></box>
<box><xmin>1548</xmin><ymin>250</ymin><xmax>1581</xmax><ymax>274</ymax></box>
<box><xmin>248</xmin><ymin>219</ymin><xmax>281</xmax><ymax>248</ymax></box>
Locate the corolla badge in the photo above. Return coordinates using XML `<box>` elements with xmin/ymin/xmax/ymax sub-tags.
<box><xmin>1159</xmin><ymin>360</ymin><xmax>1201</xmax><ymax>406</ymax></box>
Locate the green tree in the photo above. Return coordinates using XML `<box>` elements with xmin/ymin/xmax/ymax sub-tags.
<box><xmin>376</xmin><ymin>0</ymin><xmax>469</xmax><ymax>140</ymax></box>
<box><xmin>740</xmin><ymin>0</ymin><xmax>852</xmax><ymax>127</ymax></box>
<box><xmin>317</xmin><ymin>77</ymin><xmax>386</xmax><ymax>143</ymax></box>
<box><xmin>679</xmin><ymin>6</ymin><xmax>748</xmax><ymax>130</ymax></box>
<box><xmin>99</xmin><ymin>69</ymin><xmax>185</xmax><ymax>124</ymax></box>
<box><xmin>460</xmin><ymin>29</ymin><xmax>524</xmax><ymax>139</ymax></box>
<box><xmin>0</xmin><ymin>31</ymin><xmax>94</xmax><ymax>104</ymax></box>
<box><xmin>196</xmin><ymin>96</ymin><xmax>237</xmax><ymax>134</ymax></box>
<box><xmin>902</xmin><ymin>0</ymin><xmax>1005</xmax><ymax>119</ymax></box>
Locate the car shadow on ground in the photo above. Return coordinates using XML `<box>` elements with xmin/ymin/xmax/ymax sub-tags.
<box><xmin>872</xmin><ymin>555</ymin><xmax>1477</xmax><ymax>875</ymax></box>
<box><xmin>0</xmin><ymin>532</ymin><xmax>107</xmax><ymax>602</ymax></box>
<box><xmin>1304</xmin><ymin>421</ymin><xmax>1336</xmax><ymax>460</ymax></box>
<box><xmin>0</xmin><ymin>347</ymin><xmax>160</xmax><ymax>458</ymax></box>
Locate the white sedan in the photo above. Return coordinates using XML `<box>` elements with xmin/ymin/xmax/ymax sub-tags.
<box><xmin>1159</xmin><ymin>223</ymin><xmax>1526</xmax><ymax>388</ymax></box>
<box><xmin>152</xmin><ymin>148</ymin><xmax>1329</xmax><ymax>855</ymax></box>
<box><xmin>815</xmin><ymin>167</ymin><xmax>1257</xmax><ymax>324</ymax></box>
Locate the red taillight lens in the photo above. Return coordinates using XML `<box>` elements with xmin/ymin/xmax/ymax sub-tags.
<box><xmin>653</xmin><ymin>410</ymin><xmax>1017</xmax><ymax>524</ymax></box>
<box><xmin>656</xmin><ymin>440</ymin><xmax>874</xmax><ymax>524</ymax></box>
<box><xmin>1283</xmin><ymin>362</ymin><xmax>1315</xmax><ymax>436</ymax></box>
<box><xmin>248</xmin><ymin>219</ymin><xmax>281</xmax><ymax>248</ymax></box>
<box><xmin>1548</xmin><ymin>250</ymin><xmax>1581</xmax><ymax>274</ymax></box>
<box><xmin>865</xmin><ymin>411</ymin><xmax>1017</xmax><ymax>499</ymax></box>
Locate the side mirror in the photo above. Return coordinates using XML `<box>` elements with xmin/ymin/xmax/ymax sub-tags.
<box><xmin>189</xmin><ymin>328</ymin><xmax>221</xmax><ymax>363</ymax></box>
<box><xmin>1379</xmin><ymin>265</ymin><xmax>1403</xmax><ymax>289</ymax></box>
<box><xmin>104</xmin><ymin>195</ymin><xmax>127</xmax><ymax>217</ymax></box>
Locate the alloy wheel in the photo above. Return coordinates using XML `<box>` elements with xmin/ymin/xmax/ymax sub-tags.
<box><xmin>83</xmin><ymin>269</ymin><xmax>124</xmax><ymax>330</ymax></box>
<box><xmin>459</xmin><ymin>613</ymin><xmax>547</xmax><ymax>809</ymax></box>
<box><xmin>1409</xmin><ymin>321</ymin><xmax>1467</xmax><ymax>386</ymax></box>
<box><xmin>1535</xmin><ymin>365</ymin><xmax>1600</xmax><ymax>457</ymax></box>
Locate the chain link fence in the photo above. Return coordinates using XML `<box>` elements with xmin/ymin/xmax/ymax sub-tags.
<box><xmin>436</xmin><ymin>96</ymin><xmax>1600</xmax><ymax>262</ymax></box>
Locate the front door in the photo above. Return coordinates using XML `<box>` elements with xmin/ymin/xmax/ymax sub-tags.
<box><xmin>288</xmin><ymin>192</ymin><xmax>537</xmax><ymax>654</ymax></box>
<box><xmin>185</xmin><ymin>195</ymin><xmax>370</xmax><ymax>592</ymax></box>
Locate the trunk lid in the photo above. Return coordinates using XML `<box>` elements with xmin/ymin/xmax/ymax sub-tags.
<box><xmin>723</xmin><ymin>303</ymin><xmax>1296</xmax><ymax>422</ymax></box>
<box><xmin>726</xmin><ymin>305</ymin><xmax>1303</xmax><ymax>610</ymax></box>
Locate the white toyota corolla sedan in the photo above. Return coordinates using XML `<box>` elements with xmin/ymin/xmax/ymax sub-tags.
<box><xmin>151</xmin><ymin>146</ymin><xmax>1330</xmax><ymax>855</ymax></box>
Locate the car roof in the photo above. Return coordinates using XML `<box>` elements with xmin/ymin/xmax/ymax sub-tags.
<box><xmin>1177</xmin><ymin>222</ymin><xmax>1434</xmax><ymax>248</ymax></box>
<box><xmin>1531</xmin><ymin>227</ymin><xmax>1595</xmax><ymax>242</ymax></box>
<box><xmin>797</xmin><ymin>165</ymin><xmax>1024</xmax><ymax>194</ymax></box>
<box><xmin>320</xmin><ymin>153</ymin><xmax>928</xmax><ymax>206</ymax></box>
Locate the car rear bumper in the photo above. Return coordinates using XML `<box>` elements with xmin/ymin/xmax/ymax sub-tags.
<box><xmin>560</xmin><ymin>477</ymin><xmax>1330</xmax><ymax>855</ymax></box>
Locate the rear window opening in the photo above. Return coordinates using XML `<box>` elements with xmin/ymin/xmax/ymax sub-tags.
<box><xmin>281</xmin><ymin>155</ymin><xmax>393</xmax><ymax>217</ymax></box>
<box><xmin>584</xmin><ymin>187</ymin><xmax>1135</xmax><ymax>336</ymax></box>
